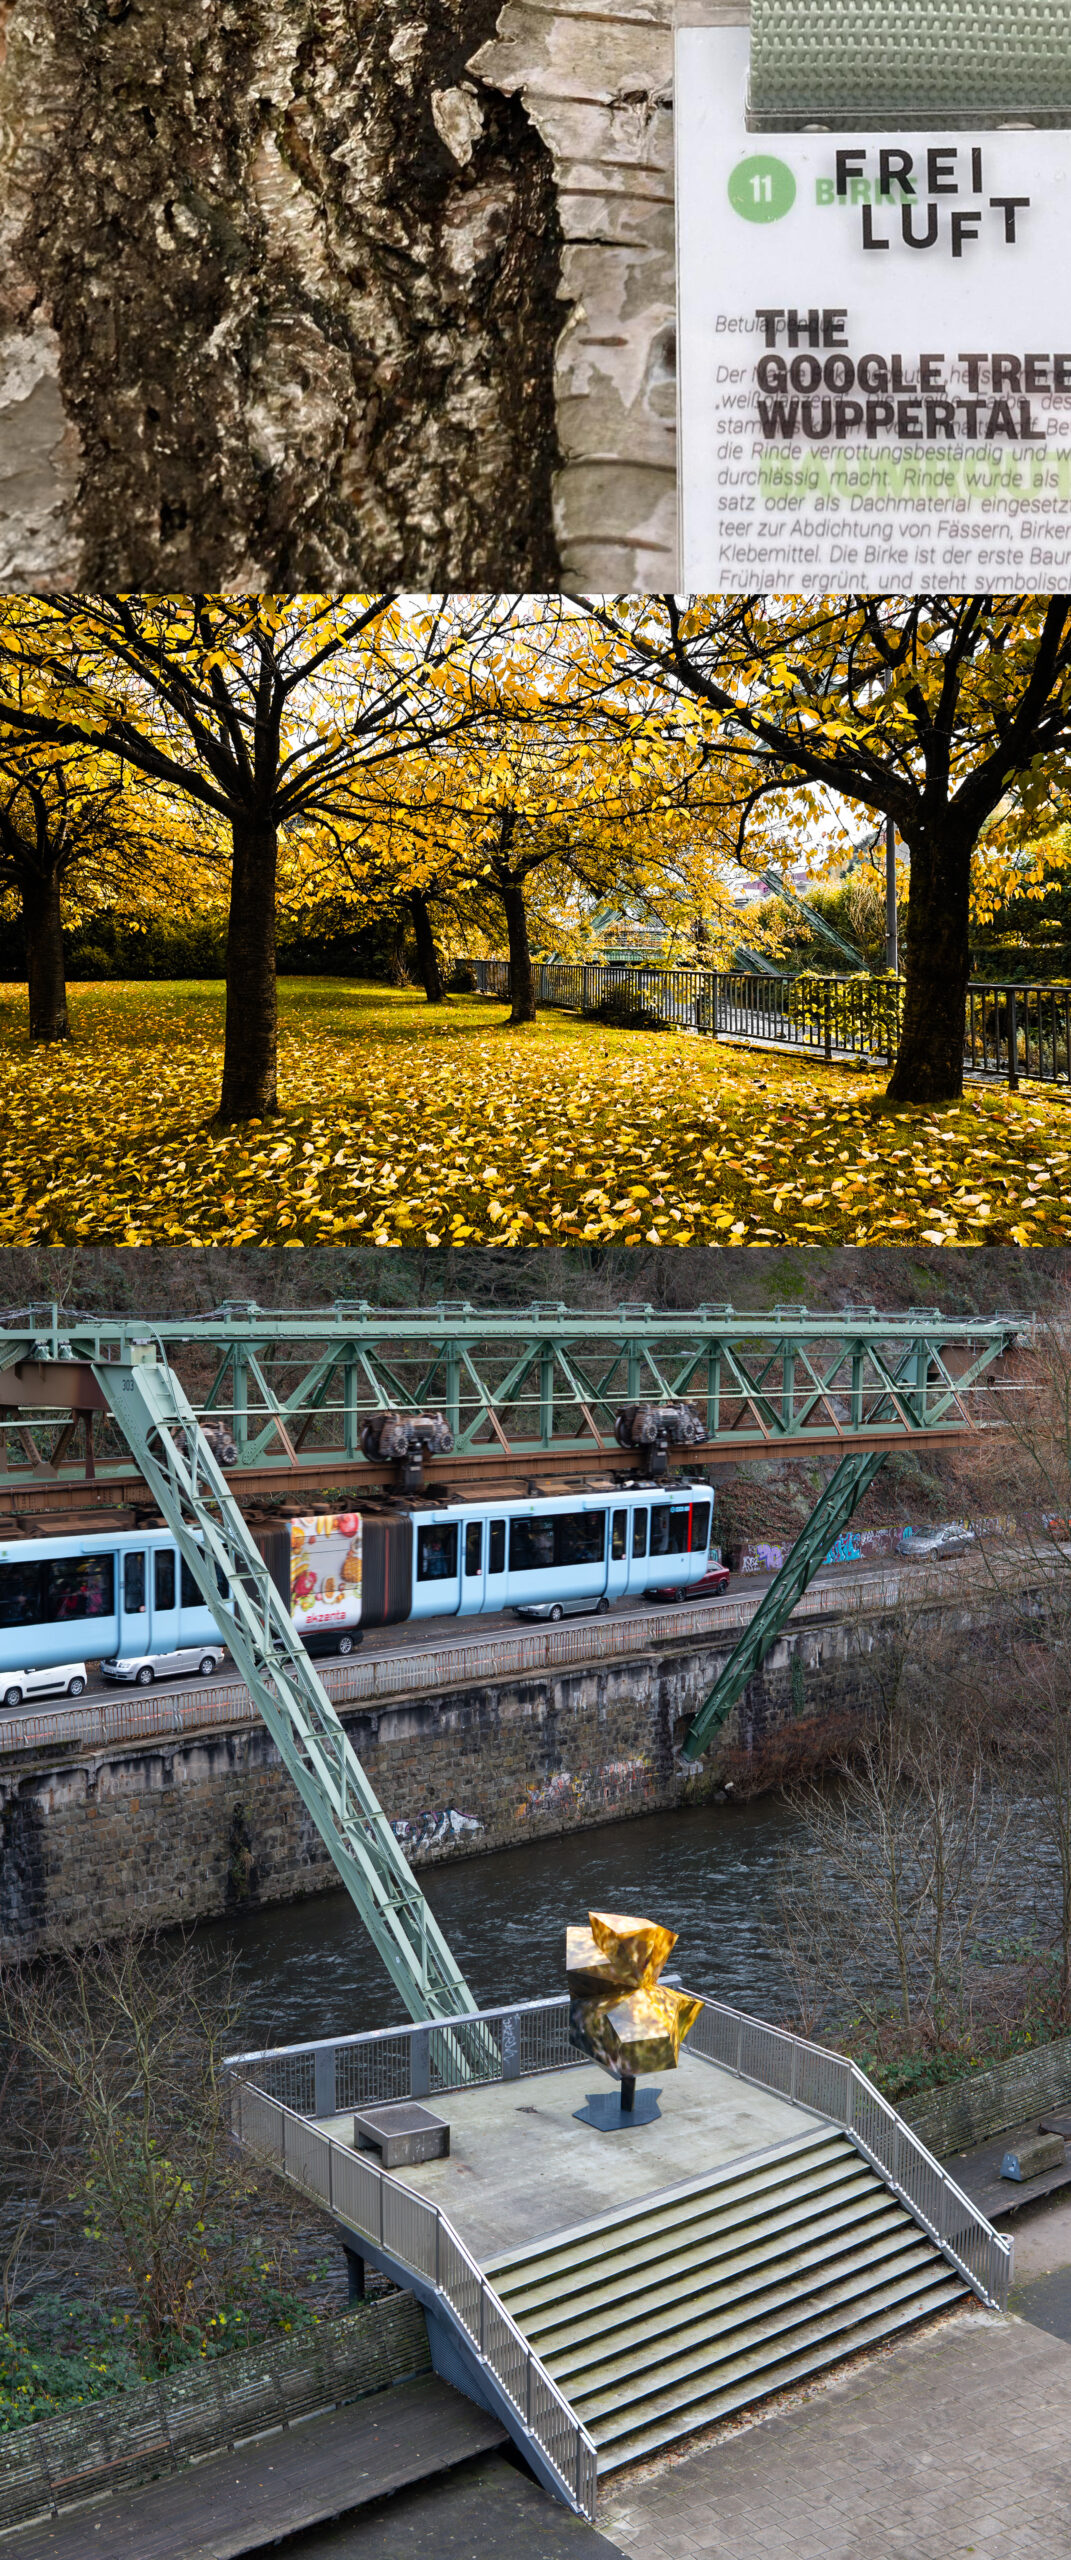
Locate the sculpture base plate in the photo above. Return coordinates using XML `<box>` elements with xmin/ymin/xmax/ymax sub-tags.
<box><xmin>573</xmin><ymin>2085</ymin><xmax>663</xmax><ymax>2131</ymax></box>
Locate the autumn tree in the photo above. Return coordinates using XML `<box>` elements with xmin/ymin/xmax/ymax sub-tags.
<box><xmin>0</xmin><ymin>742</ymin><xmax>219</xmax><ymax>1044</ymax></box>
<box><xmin>0</xmin><ymin>762</ymin><xmax>121</xmax><ymax>1042</ymax></box>
<box><xmin>305</xmin><ymin>697</ymin><xmax>746</xmax><ymax>1025</ymax></box>
<box><xmin>571</xmin><ymin>597</ymin><xmax>1071</xmax><ymax>1104</ymax></box>
<box><xmin>0</xmin><ymin>597</ymin><xmax>513</xmax><ymax>1119</ymax></box>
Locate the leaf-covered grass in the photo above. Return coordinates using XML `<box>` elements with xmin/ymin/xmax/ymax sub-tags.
<box><xmin>3</xmin><ymin>978</ymin><xmax>1071</xmax><ymax>1248</ymax></box>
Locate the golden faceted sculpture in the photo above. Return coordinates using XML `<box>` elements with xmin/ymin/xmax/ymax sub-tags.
<box><xmin>566</xmin><ymin>1910</ymin><xmax>702</xmax><ymax>2082</ymax></box>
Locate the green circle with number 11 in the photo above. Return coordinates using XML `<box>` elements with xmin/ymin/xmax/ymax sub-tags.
<box><xmin>728</xmin><ymin>156</ymin><xmax>796</xmax><ymax>222</ymax></box>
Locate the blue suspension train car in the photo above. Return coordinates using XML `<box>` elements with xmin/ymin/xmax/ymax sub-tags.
<box><xmin>0</xmin><ymin>1526</ymin><xmax>229</xmax><ymax>1676</ymax></box>
<box><xmin>0</xmin><ymin>1482</ymin><xmax>717</xmax><ymax>1679</ymax></box>
<box><xmin>257</xmin><ymin>1483</ymin><xmax>717</xmax><ymax>1633</ymax></box>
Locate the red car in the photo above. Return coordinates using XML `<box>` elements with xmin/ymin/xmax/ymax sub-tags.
<box><xmin>648</xmin><ymin>1563</ymin><xmax>731</xmax><ymax>1603</ymax></box>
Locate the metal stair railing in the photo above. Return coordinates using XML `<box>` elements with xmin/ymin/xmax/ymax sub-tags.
<box><xmin>90</xmin><ymin>1348</ymin><xmax>485</xmax><ymax>2047</ymax></box>
<box><xmin>226</xmin><ymin>1996</ymin><xmax>576</xmax><ymax>2117</ymax></box>
<box><xmin>228</xmin><ymin>2076</ymin><xmax>598</xmax><ymax>2521</ymax></box>
<box><xmin>685</xmin><ymin>1994</ymin><xmax>1012</xmax><ymax>2311</ymax></box>
<box><xmin>228</xmin><ymin>1987</ymin><xmax>1011</xmax><ymax>2312</ymax></box>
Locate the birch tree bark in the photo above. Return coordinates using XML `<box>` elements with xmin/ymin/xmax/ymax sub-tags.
<box><xmin>0</xmin><ymin>0</ymin><xmax>562</xmax><ymax>585</ymax></box>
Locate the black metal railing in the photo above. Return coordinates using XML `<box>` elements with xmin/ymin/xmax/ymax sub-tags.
<box><xmin>466</xmin><ymin>958</ymin><xmax>1071</xmax><ymax>1088</ymax></box>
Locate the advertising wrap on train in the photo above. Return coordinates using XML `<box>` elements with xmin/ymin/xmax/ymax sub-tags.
<box><xmin>288</xmin><ymin>1515</ymin><xmax>363</xmax><ymax>1633</ymax></box>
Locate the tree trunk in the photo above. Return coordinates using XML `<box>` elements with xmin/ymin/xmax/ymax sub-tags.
<box><xmin>884</xmin><ymin>826</ymin><xmax>972</xmax><ymax>1105</ymax></box>
<box><xmin>409</xmin><ymin>890</ymin><xmax>444</xmax><ymax>1003</ymax></box>
<box><xmin>23</xmin><ymin>867</ymin><xmax>69</xmax><ymax>1042</ymax></box>
<box><xmin>0</xmin><ymin>0</ymin><xmax>561</xmax><ymax>588</ymax></box>
<box><xmin>500</xmin><ymin>878</ymin><xmax>537</xmax><ymax>1024</ymax></box>
<box><xmin>217</xmin><ymin>812</ymin><xmax>278</xmax><ymax>1120</ymax></box>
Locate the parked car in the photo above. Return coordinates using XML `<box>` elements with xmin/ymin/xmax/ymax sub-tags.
<box><xmin>648</xmin><ymin>1563</ymin><xmax>732</xmax><ymax>1603</ymax></box>
<box><xmin>2</xmin><ymin>1662</ymin><xmax>88</xmax><ymax>1710</ymax></box>
<box><xmin>902</xmin><ymin>1527</ymin><xmax>976</xmax><ymax>1560</ymax></box>
<box><xmin>101</xmin><ymin>1644</ymin><xmax>227</xmax><ymax>1686</ymax></box>
<box><xmin>302</xmin><ymin>1630</ymin><xmax>361</xmax><ymax>1658</ymax></box>
<box><xmin>513</xmin><ymin>1595</ymin><xmax>613</xmax><ymax>1623</ymax></box>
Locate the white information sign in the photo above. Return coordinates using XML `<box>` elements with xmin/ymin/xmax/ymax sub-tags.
<box><xmin>677</xmin><ymin>27</ymin><xmax>1071</xmax><ymax>590</ymax></box>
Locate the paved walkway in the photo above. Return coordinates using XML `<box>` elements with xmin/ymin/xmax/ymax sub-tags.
<box><xmin>598</xmin><ymin>2307</ymin><xmax>1071</xmax><ymax>2560</ymax></box>
<box><xmin>258</xmin><ymin>2453</ymin><xmax>619</xmax><ymax>2555</ymax></box>
<box><xmin>3</xmin><ymin>2377</ymin><xmax>504</xmax><ymax>2560</ymax></box>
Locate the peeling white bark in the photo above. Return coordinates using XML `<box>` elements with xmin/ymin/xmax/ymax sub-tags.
<box><xmin>470</xmin><ymin>0</ymin><xmax>747</xmax><ymax>585</ymax></box>
<box><xmin>0</xmin><ymin>319</ymin><xmax>82</xmax><ymax>582</ymax></box>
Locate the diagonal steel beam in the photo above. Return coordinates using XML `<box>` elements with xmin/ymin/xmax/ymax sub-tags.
<box><xmin>92</xmin><ymin>1348</ymin><xmax>483</xmax><ymax>2042</ymax></box>
<box><xmin>680</xmin><ymin>1449</ymin><xmax>890</xmax><ymax>1762</ymax></box>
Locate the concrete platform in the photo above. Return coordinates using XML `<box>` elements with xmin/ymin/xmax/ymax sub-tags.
<box><xmin>323</xmin><ymin>2053</ymin><xmax>822</xmax><ymax>2266</ymax></box>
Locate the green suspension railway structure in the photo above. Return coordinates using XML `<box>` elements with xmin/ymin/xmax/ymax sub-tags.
<box><xmin>0</xmin><ymin>1300</ymin><xmax>1023</xmax><ymax>2027</ymax></box>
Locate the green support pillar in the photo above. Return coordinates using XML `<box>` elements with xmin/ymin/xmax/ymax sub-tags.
<box><xmin>680</xmin><ymin>1449</ymin><xmax>889</xmax><ymax>1762</ymax></box>
<box><xmin>92</xmin><ymin>1347</ymin><xmax>484</xmax><ymax>2042</ymax></box>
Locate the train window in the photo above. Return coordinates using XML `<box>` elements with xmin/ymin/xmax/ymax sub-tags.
<box><xmin>510</xmin><ymin>1517</ymin><xmax>556</xmax><ymax>1573</ymax></box>
<box><xmin>650</xmin><ymin>1504</ymin><xmax>690</xmax><ymax>1556</ymax></box>
<box><xmin>690</xmin><ymin>1502</ymin><xmax>712</xmax><ymax>1553</ymax></box>
<box><xmin>611</xmin><ymin>1510</ymin><xmax>627</xmax><ymax>1560</ymax></box>
<box><xmin>123</xmin><ymin>1552</ymin><xmax>147</xmax><ymax>1614</ymax></box>
<box><xmin>417</xmin><ymin>1524</ymin><xmax>459</xmax><ymax>1581</ymax></box>
<box><xmin>180</xmin><ymin>1552</ymin><xmax>230</xmax><ymax>1608</ymax></box>
<box><xmin>464</xmin><ymin>1521</ymin><xmax>483</xmax><ymax>1577</ymax></box>
<box><xmin>488</xmin><ymin>1520</ymin><xmax>505</xmax><ymax>1574</ymax></box>
<box><xmin>0</xmin><ymin>1559</ymin><xmax>45</xmax><ymax>1627</ymax></box>
<box><xmin>0</xmin><ymin>1552</ymin><xmax>116</xmax><ymax>1628</ymax></box>
<box><xmin>632</xmin><ymin>1511</ymin><xmax>648</xmax><ymax>1557</ymax></box>
<box><xmin>154</xmin><ymin>1550</ymin><xmax>176</xmax><ymax>1611</ymax></box>
<box><xmin>556</xmin><ymin>1511</ymin><xmax>606</xmax><ymax>1567</ymax></box>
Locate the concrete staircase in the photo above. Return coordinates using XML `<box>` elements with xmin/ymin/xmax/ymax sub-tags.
<box><xmin>488</xmin><ymin>2125</ymin><xmax>969</xmax><ymax>2473</ymax></box>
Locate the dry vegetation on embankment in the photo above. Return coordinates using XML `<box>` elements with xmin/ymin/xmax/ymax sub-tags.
<box><xmin>4</xmin><ymin>981</ymin><xmax>1071</xmax><ymax>1247</ymax></box>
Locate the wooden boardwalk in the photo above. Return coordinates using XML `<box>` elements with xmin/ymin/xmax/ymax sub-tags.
<box><xmin>2</xmin><ymin>2377</ymin><xmax>505</xmax><ymax>2560</ymax></box>
<box><xmin>266</xmin><ymin>2452</ymin><xmax>620</xmax><ymax>2555</ymax></box>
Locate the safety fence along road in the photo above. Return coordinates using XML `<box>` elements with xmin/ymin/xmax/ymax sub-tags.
<box><xmin>467</xmin><ymin>959</ymin><xmax>1071</xmax><ymax>1090</ymax></box>
<box><xmin>0</xmin><ymin>1554</ymin><xmax>995</xmax><ymax>1759</ymax></box>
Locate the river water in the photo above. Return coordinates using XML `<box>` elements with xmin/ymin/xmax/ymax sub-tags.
<box><xmin>214</xmin><ymin>1797</ymin><xmax>806</xmax><ymax>2057</ymax></box>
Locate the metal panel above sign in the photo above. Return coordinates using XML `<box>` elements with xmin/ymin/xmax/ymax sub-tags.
<box><xmin>677</xmin><ymin>26</ymin><xmax>1071</xmax><ymax>590</ymax></box>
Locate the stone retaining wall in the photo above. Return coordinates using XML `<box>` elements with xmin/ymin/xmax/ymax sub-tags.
<box><xmin>0</xmin><ymin>1591</ymin><xmax>1000</xmax><ymax>1953</ymax></box>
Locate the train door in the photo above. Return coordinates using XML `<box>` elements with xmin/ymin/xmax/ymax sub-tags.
<box><xmin>459</xmin><ymin>1517</ymin><xmax>486</xmax><ymax>1617</ymax></box>
<box><xmin>412</xmin><ymin>1519</ymin><xmax>462</xmax><ymax>1620</ymax></box>
<box><xmin>486</xmin><ymin>1517</ymin><xmax>507</xmax><ymax>1614</ymax></box>
<box><xmin>117</xmin><ymin>1545</ymin><xmax>150</xmax><ymax>1657</ymax></box>
<box><xmin>626</xmin><ymin>1503</ymin><xmax>649</xmax><ymax>1597</ymax></box>
<box><xmin>606</xmin><ymin>1506</ymin><xmax>630</xmax><ymax>1603</ymax></box>
<box><xmin>150</xmin><ymin>1545</ymin><xmax>182</xmax><ymax>1656</ymax></box>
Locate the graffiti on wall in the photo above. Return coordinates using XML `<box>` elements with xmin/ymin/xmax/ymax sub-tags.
<box><xmin>738</xmin><ymin>1517</ymin><xmax>1017</xmax><ymax>1576</ymax></box>
<box><xmin>391</xmin><ymin>1808</ymin><xmax>483</xmax><ymax>1852</ymax></box>
<box><xmin>515</xmin><ymin>1756</ymin><xmax>655</xmax><ymax>1823</ymax></box>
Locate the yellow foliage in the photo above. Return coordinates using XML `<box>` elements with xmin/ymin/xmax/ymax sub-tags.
<box><xmin>0</xmin><ymin>978</ymin><xmax>1068</xmax><ymax>1249</ymax></box>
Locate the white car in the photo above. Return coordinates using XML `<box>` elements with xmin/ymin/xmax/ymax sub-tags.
<box><xmin>512</xmin><ymin>1596</ymin><xmax>612</xmax><ymax>1623</ymax></box>
<box><xmin>1</xmin><ymin>1662</ymin><xmax>88</xmax><ymax>1710</ymax></box>
<box><xmin>902</xmin><ymin>1526</ymin><xmax>976</xmax><ymax>1560</ymax></box>
<box><xmin>101</xmin><ymin>1645</ymin><xmax>227</xmax><ymax>1687</ymax></box>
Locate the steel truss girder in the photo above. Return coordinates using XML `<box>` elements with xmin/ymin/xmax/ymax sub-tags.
<box><xmin>0</xmin><ymin>1304</ymin><xmax>1021</xmax><ymax>1500</ymax></box>
<box><xmin>680</xmin><ymin>1449</ymin><xmax>890</xmax><ymax>1762</ymax></box>
<box><xmin>91</xmin><ymin>1351</ymin><xmax>482</xmax><ymax>2036</ymax></box>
